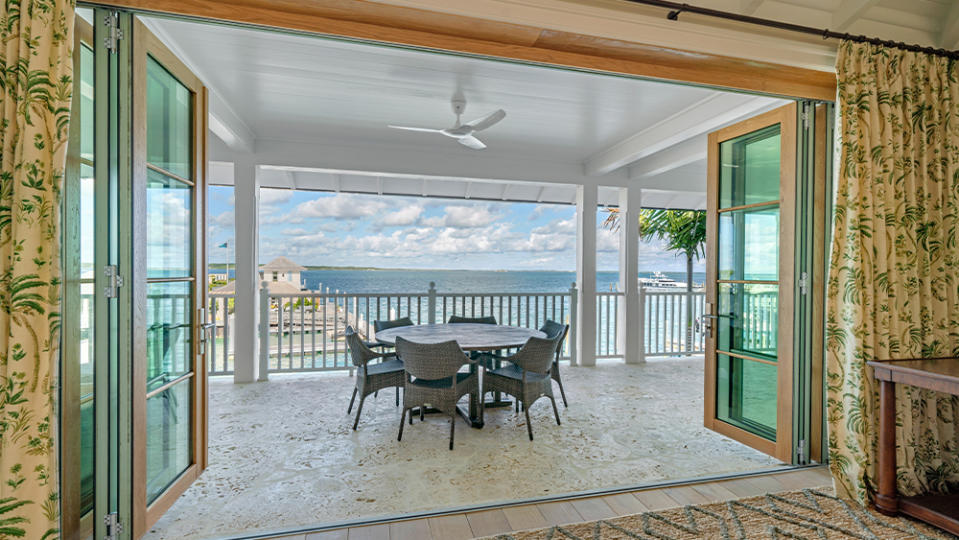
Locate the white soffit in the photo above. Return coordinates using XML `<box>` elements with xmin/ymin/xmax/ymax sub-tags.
<box><xmin>209</xmin><ymin>163</ymin><xmax>706</xmax><ymax>210</ymax></box>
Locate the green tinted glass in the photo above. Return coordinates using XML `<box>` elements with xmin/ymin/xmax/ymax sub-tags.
<box><xmin>80</xmin><ymin>45</ymin><xmax>94</xmax><ymax>163</ymax></box>
<box><xmin>717</xmin><ymin>283</ymin><xmax>778</xmax><ymax>360</ymax></box>
<box><xmin>717</xmin><ymin>354</ymin><xmax>777</xmax><ymax>440</ymax></box>
<box><xmin>146</xmin><ymin>56</ymin><xmax>192</xmax><ymax>179</ymax></box>
<box><xmin>719</xmin><ymin>125</ymin><xmax>780</xmax><ymax>209</ymax></box>
<box><xmin>146</xmin><ymin>169</ymin><xmax>192</xmax><ymax>278</ymax></box>
<box><xmin>146</xmin><ymin>379</ymin><xmax>193</xmax><ymax>503</ymax></box>
<box><xmin>80</xmin><ymin>397</ymin><xmax>94</xmax><ymax>511</ymax></box>
<box><xmin>146</xmin><ymin>281</ymin><xmax>193</xmax><ymax>393</ymax></box>
<box><xmin>718</xmin><ymin>206</ymin><xmax>779</xmax><ymax>281</ymax></box>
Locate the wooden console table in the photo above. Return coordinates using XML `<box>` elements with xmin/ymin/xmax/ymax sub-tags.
<box><xmin>868</xmin><ymin>358</ymin><xmax>959</xmax><ymax>535</ymax></box>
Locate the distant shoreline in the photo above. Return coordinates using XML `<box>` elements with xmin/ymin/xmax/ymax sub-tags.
<box><xmin>207</xmin><ymin>264</ymin><xmax>627</xmax><ymax>273</ymax></box>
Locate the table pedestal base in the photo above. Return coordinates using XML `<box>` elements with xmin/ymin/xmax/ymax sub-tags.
<box><xmin>410</xmin><ymin>405</ymin><xmax>484</xmax><ymax>429</ymax></box>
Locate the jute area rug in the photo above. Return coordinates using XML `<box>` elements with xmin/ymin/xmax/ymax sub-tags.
<box><xmin>480</xmin><ymin>489</ymin><xmax>956</xmax><ymax>540</ymax></box>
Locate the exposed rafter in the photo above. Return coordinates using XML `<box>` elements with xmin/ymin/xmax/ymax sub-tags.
<box><xmin>832</xmin><ymin>0</ymin><xmax>880</xmax><ymax>32</ymax></box>
<box><xmin>629</xmin><ymin>137</ymin><xmax>706</xmax><ymax>179</ymax></box>
<box><xmin>584</xmin><ymin>94</ymin><xmax>778</xmax><ymax>176</ymax></box>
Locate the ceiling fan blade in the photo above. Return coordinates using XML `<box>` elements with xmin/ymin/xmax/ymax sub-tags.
<box><xmin>388</xmin><ymin>125</ymin><xmax>445</xmax><ymax>134</ymax></box>
<box><xmin>464</xmin><ymin>109</ymin><xmax>506</xmax><ymax>132</ymax></box>
<box><xmin>458</xmin><ymin>135</ymin><xmax>487</xmax><ymax>150</ymax></box>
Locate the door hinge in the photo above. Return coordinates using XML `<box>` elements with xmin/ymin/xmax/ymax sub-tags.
<box><xmin>104</xmin><ymin>512</ymin><xmax>123</xmax><ymax>540</ymax></box>
<box><xmin>796</xmin><ymin>439</ymin><xmax>807</xmax><ymax>463</ymax></box>
<box><xmin>801</xmin><ymin>109</ymin><xmax>810</xmax><ymax>129</ymax></box>
<box><xmin>798</xmin><ymin>271</ymin><xmax>809</xmax><ymax>296</ymax></box>
<box><xmin>103</xmin><ymin>12</ymin><xmax>123</xmax><ymax>53</ymax></box>
<box><xmin>104</xmin><ymin>265</ymin><xmax>123</xmax><ymax>298</ymax></box>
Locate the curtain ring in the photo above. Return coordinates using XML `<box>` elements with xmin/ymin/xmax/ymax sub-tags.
<box><xmin>822</xmin><ymin>28</ymin><xmax>831</xmax><ymax>40</ymax></box>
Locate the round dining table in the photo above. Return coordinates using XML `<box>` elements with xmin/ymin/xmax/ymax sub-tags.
<box><xmin>374</xmin><ymin>323</ymin><xmax>546</xmax><ymax>428</ymax></box>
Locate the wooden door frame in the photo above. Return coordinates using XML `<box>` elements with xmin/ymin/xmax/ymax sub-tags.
<box><xmin>704</xmin><ymin>103</ymin><xmax>797</xmax><ymax>463</ymax></box>
<box><xmin>61</xmin><ymin>14</ymin><xmax>96</xmax><ymax>540</ymax></box>
<box><xmin>131</xmin><ymin>18</ymin><xmax>209</xmax><ymax>538</ymax></box>
<box><xmin>83</xmin><ymin>0</ymin><xmax>836</xmax><ymax>101</ymax></box>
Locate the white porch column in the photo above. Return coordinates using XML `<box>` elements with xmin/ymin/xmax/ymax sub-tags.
<box><xmin>617</xmin><ymin>187</ymin><xmax>643</xmax><ymax>364</ymax></box>
<box><xmin>575</xmin><ymin>184</ymin><xmax>598</xmax><ymax>367</ymax></box>
<box><xmin>233</xmin><ymin>158</ymin><xmax>260</xmax><ymax>383</ymax></box>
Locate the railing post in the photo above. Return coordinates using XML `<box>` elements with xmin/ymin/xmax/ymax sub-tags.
<box><xmin>637</xmin><ymin>287</ymin><xmax>646</xmax><ymax>363</ymax></box>
<box><xmin>569</xmin><ymin>282</ymin><xmax>578</xmax><ymax>366</ymax></box>
<box><xmin>427</xmin><ymin>282</ymin><xmax>437</xmax><ymax>324</ymax></box>
<box><xmin>258</xmin><ymin>282</ymin><xmax>270</xmax><ymax>381</ymax></box>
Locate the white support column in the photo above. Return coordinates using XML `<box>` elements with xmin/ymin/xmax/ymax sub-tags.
<box><xmin>233</xmin><ymin>157</ymin><xmax>260</xmax><ymax>383</ymax></box>
<box><xmin>617</xmin><ymin>187</ymin><xmax>643</xmax><ymax>364</ymax></box>
<box><xmin>575</xmin><ymin>184</ymin><xmax>598</xmax><ymax>367</ymax></box>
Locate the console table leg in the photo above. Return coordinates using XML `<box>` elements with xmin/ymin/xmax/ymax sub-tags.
<box><xmin>875</xmin><ymin>379</ymin><xmax>899</xmax><ymax>515</ymax></box>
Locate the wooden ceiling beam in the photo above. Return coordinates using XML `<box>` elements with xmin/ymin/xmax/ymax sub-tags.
<box><xmin>102</xmin><ymin>0</ymin><xmax>836</xmax><ymax>101</ymax></box>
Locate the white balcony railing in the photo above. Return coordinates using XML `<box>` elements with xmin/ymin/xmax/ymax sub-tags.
<box><xmin>206</xmin><ymin>284</ymin><xmax>716</xmax><ymax>376</ymax></box>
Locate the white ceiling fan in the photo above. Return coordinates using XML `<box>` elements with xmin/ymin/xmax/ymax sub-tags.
<box><xmin>388</xmin><ymin>96</ymin><xmax>506</xmax><ymax>150</ymax></box>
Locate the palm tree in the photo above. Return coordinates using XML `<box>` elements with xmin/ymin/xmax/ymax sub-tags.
<box><xmin>604</xmin><ymin>208</ymin><xmax>706</xmax><ymax>349</ymax></box>
<box><xmin>603</xmin><ymin>208</ymin><xmax>706</xmax><ymax>291</ymax></box>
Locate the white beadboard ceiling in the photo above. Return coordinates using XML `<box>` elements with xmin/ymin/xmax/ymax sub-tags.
<box><xmin>146</xmin><ymin>0</ymin><xmax>944</xmax><ymax>209</ymax></box>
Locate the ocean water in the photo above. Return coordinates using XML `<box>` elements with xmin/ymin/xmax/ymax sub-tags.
<box><xmin>299</xmin><ymin>269</ymin><xmax>706</xmax><ymax>294</ymax></box>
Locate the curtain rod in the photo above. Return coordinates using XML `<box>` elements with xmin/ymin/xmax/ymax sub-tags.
<box><xmin>622</xmin><ymin>0</ymin><xmax>959</xmax><ymax>60</ymax></box>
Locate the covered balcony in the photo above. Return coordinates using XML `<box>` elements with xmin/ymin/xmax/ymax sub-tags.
<box><xmin>135</xmin><ymin>12</ymin><xmax>794</xmax><ymax>540</ymax></box>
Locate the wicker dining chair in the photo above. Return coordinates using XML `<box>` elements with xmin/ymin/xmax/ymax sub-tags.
<box><xmin>539</xmin><ymin>320</ymin><xmax>570</xmax><ymax>407</ymax></box>
<box><xmin>447</xmin><ymin>315</ymin><xmax>497</xmax><ymax>325</ymax></box>
<box><xmin>394</xmin><ymin>336</ymin><xmax>479</xmax><ymax>450</ymax></box>
<box><xmin>484</xmin><ymin>334</ymin><xmax>563</xmax><ymax>440</ymax></box>
<box><xmin>345</xmin><ymin>326</ymin><xmax>405</xmax><ymax>430</ymax></box>
<box><xmin>368</xmin><ymin>316</ymin><xmax>414</xmax><ymax>350</ymax></box>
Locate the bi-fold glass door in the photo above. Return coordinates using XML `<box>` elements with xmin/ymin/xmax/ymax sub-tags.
<box><xmin>63</xmin><ymin>8</ymin><xmax>209</xmax><ymax>539</ymax></box>
<box><xmin>131</xmin><ymin>16</ymin><xmax>208</xmax><ymax>538</ymax></box>
<box><xmin>703</xmin><ymin>104</ymin><xmax>797</xmax><ymax>462</ymax></box>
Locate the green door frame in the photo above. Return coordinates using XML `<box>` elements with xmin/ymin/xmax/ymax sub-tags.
<box><xmin>791</xmin><ymin>99</ymin><xmax>834</xmax><ymax>465</ymax></box>
<box><xmin>88</xmin><ymin>7</ymin><xmax>136</xmax><ymax>539</ymax></box>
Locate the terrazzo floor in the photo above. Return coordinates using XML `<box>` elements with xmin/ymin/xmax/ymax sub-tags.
<box><xmin>145</xmin><ymin>357</ymin><xmax>784</xmax><ymax>539</ymax></box>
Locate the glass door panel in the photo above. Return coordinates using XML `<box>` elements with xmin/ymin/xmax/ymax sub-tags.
<box><xmin>63</xmin><ymin>12</ymin><xmax>98</xmax><ymax>539</ymax></box>
<box><xmin>719</xmin><ymin>125</ymin><xmax>781</xmax><ymax>208</ymax></box>
<box><xmin>143</xmin><ymin>52</ymin><xmax>197</xmax><ymax>507</ymax></box>
<box><xmin>132</xmin><ymin>17</ymin><xmax>207</xmax><ymax>537</ymax></box>
<box><xmin>716</xmin><ymin>353</ymin><xmax>778</xmax><ymax>439</ymax></box>
<box><xmin>718</xmin><ymin>207</ymin><xmax>779</xmax><ymax>281</ymax></box>
<box><xmin>717</xmin><ymin>282</ymin><xmax>778</xmax><ymax>360</ymax></box>
<box><xmin>705</xmin><ymin>103</ymin><xmax>796</xmax><ymax>462</ymax></box>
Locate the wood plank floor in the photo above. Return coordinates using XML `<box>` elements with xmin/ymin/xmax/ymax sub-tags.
<box><xmin>271</xmin><ymin>466</ymin><xmax>833</xmax><ymax>540</ymax></box>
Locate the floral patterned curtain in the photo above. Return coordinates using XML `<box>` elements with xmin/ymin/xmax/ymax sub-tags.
<box><xmin>827</xmin><ymin>40</ymin><xmax>959</xmax><ymax>504</ymax></box>
<box><xmin>0</xmin><ymin>1</ymin><xmax>74</xmax><ymax>538</ymax></box>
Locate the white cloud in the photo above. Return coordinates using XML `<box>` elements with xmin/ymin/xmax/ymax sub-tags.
<box><xmin>260</xmin><ymin>188</ymin><xmax>293</xmax><ymax>206</ymax></box>
<box><xmin>531</xmin><ymin>217</ymin><xmax>575</xmax><ymax>236</ymax></box>
<box><xmin>211</xmin><ymin>209</ymin><xmax>234</xmax><ymax>227</ymax></box>
<box><xmin>377</xmin><ymin>204</ymin><xmax>424</xmax><ymax>227</ymax></box>
<box><xmin>295</xmin><ymin>194</ymin><xmax>388</xmax><ymax>219</ymax></box>
<box><xmin>422</xmin><ymin>205</ymin><xmax>499</xmax><ymax>228</ymax></box>
<box><xmin>597</xmin><ymin>227</ymin><xmax>619</xmax><ymax>252</ymax></box>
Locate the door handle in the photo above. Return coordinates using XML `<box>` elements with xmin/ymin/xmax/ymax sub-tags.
<box><xmin>198</xmin><ymin>321</ymin><xmax>215</xmax><ymax>347</ymax></box>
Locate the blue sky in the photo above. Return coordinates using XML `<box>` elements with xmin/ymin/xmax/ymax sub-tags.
<box><xmin>208</xmin><ymin>186</ymin><xmax>707</xmax><ymax>274</ymax></box>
